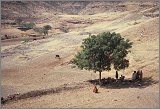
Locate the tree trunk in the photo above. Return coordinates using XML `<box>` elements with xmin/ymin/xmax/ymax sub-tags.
<box><xmin>99</xmin><ymin>71</ymin><xmax>102</xmax><ymax>85</ymax></box>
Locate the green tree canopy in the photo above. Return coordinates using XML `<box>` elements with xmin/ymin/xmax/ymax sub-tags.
<box><xmin>41</xmin><ymin>25</ymin><xmax>52</xmax><ymax>36</ymax></box>
<box><xmin>71</xmin><ymin>32</ymin><xmax>133</xmax><ymax>83</ymax></box>
<box><xmin>43</xmin><ymin>25</ymin><xmax>52</xmax><ymax>30</ymax></box>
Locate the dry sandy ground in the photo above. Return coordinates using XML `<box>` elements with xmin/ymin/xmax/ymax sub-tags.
<box><xmin>2</xmin><ymin>84</ymin><xmax>159</xmax><ymax>108</ymax></box>
<box><xmin>1</xmin><ymin>11</ymin><xmax>159</xmax><ymax>108</ymax></box>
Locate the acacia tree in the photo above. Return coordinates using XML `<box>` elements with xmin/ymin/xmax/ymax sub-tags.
<box><xmin>43</xmin><ymin>25</ymin><xmax>52</xmax><ymax>35</ymax></box>
<box><xmin>33</xmin><ymin>25</ymin><xmax>52</xmax><ymax>36</ymax></box>
<box><xmin>71</xmin><ymin>32</ymin><xmax>133</xmax><ymax>84</ymax></box>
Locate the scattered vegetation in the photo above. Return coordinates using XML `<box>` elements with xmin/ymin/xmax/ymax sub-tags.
<box><xmin>33</xmin><ymin>27</ymin><xmax>45</xmax><ymax>35</ymax></box>
<box><xmin>60</xmin><ymin>27</ymin><xmax>69</xmax><ymax>33</ymax></box>
<box><xmin>17</xmin><ymin>22</ymin><xmax>35</xmax><ymax>31</ymax></box>
<box><xmin>1</xmin><ymin>34</ymin><xmax>13</xmax><ymax>40</ymax></box>
<box><xmin>71</xmin><ymin>32</ymin><xmax>133</xmax><ymax>84</ymax></box>
<box><xmin>14</xmin><ymin>18</ymin><xmax>23</xmax><ymax>25</ymax></box>
<box><xmin>34</xmin><ymin>25</ymin><xmax>52</xmax><ymax>36</ymax></box>
<box><xmin>21</xmin><ymin>39</ymin><xmax>29</xmax><ymax>44</ymax></box>
<box><xmin>14</xmin><ymin>18</ymin><xmax>35</xmax><ymax>31</ymax></box>
<box><xmin>14</xmin><ymin>18</ymin><xmax>52</xmax><ymax>36</ymax></box>
<box><xmin>20</xmin><ymin>22</ymin><xmax>35</xmax><ymax>29</ymax></box>
<box><xmin>133</xmin><ymin>21</ymin><xmax>139</xmax><ymax>25</ymax></box>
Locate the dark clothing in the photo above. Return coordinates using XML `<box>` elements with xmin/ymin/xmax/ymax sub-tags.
<box><xmin>115</xmin><ymin>71</ymin><xmax>118</xmax><ymax>79</ymax></box>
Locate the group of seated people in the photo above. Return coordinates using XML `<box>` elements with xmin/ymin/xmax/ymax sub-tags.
<box><xmin>132</xmin><ymin>70</ymin><xmax>143</xmax><ymax>82</ymax></box>
<box><xmin>115</xmin><ymin>70</ymin><xmax>143</xmax><ymax>82</ymax></box>
<box><xmin>115</xmin><ymin>71</ymin><xmax>125</xmax><ymax>82</ymax></box>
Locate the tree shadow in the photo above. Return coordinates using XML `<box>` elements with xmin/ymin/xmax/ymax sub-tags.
<box><xmin>87</xmin><ymin>76</ymin><xmax>159</xmax><ymax>89</ymax></box>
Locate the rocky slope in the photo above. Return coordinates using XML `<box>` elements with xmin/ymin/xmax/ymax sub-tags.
<box><xmin>1</xmin><ymin>1</ymin><xmax>159</xmax><ymax>21</ymax></box>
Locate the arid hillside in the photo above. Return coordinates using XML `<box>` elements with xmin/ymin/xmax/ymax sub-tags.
<box><xmin>1</xmin><ymin>1</ymin><xmax>159</xmax><ymax>108</ymax></box>
<box><xmin>1</xmin><ymin>1</ymin><xmax>159</xmax><ymax>38</ymax></box>
<box><xmin>2</xmin><ymin>1</ymin><xmax>159</xmax><ymax>20</ymax></box>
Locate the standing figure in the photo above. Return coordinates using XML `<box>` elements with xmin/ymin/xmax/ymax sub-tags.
<box><xmin>132</xmin><ymin>71</ymin><xmax>137</xmax><ymax>81</ymax></box>
<box><xmin>139</xmin><ymin>70</ymin><xmax>143</xmax><ymax>82</ymax></box>
<box><xmin>115</xmin><ymin>71</ymin><xmax>119</xmax><ymax>80</ymax></box>
<box><xmin>136</xmin><ymin>70</ymin><xmax>140</xmax><ymax>80</ymax></box>
<box><xmin>93</xmin><ymin>85</ymin><xmax>98</xmax><ymax>93</ymax></box>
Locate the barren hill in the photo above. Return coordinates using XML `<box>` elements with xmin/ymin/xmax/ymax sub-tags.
<box><xmin>2</xmin><ymin>1</ymin><xmax>159</xmax><ymax>20</ymax></box>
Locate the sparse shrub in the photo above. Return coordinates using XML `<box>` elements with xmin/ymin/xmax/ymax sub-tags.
<box><xmin>71</xmin><ymin>66</ymin><xmax>76</xmax><ymax>68</ymax></box>
<box><xmin>14</xmin><ymin>18</ymin><xmax>23</xmax><ymax>25</ymax></box>
<box><xmin>133</xmin><ymin>21</ymin><xmax>139</xmax><ymax>25</ymax></box>
<box><xmin>1</xmin><ymin>35</ymin><xmax>6</xmax><ymax>40</ymax></box>
<box><xmin>23</xmin><ymin>39</ymin><xmax>29</xmax><ymax>42</ymax></box>
<box><xmin>60</xmin><ymin>27</ymin><xmax>69</xmax><ymax>33</ymax></box>
<box><xmin>21</xmin><ymin>40</ymin><xmax>28</xmax><ymax>44</ymax></box>
<box><xmin>33</xmin><ymin>27</ymin><xmax>48</xmax><ymax>35</ymax></box>
<box><xmin>4</xmin><ymin>34</ymin><xmax>11</xmax><ymax>39</ymax></box>
<box><xmin>20</xmin><ymin>22</ymin><xmax>35</xmax><ymax>29</ymax></box>
<box><xmin>33</xmin><ymin>27</ymin><xmax>44</xmax><ymax>35</ymax></box>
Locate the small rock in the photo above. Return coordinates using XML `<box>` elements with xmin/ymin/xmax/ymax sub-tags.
<box><xmin>137</xmin><ymin>96</ymin><xmax>140</xmax><ymax>99</ymax></box>
<box><xmin>114</xmin><ymin>99</ymin><xmax>117</xmax><ymax>101</ymax></box>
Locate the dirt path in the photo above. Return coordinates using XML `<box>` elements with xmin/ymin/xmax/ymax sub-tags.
<box><xmin>2</xmin><ymin>83</ymin><xmax>159</xmax><ymax>108</ymax></box>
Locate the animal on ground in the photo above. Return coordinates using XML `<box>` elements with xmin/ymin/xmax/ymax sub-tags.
<box><xmin>55</xmin><ymin>55</ymin><xmax>61</xmax><ymax>59</ymax></box>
